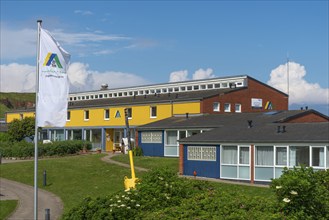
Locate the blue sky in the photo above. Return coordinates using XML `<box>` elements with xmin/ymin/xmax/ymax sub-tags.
<box><xmin>1</xmin><ymin>1</ymin><xmax>328</xmax><ymax>114</ymax></box>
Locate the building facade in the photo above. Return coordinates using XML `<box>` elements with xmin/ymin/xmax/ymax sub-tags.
<box><xmin>6</xmin><ymin>75</ymin><xmax>288</xmax><ymax>151</ymax></box>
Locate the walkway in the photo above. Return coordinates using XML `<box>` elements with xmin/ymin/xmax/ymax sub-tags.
<box><xmin>100</xmin><ymin>152</ymin><xmax>149</xmax><ymax>172</ymax></box>
<box><xmin>0</xmin><ymin>178</ymin><xmax>63</xmax><ymax>220</ymax></box>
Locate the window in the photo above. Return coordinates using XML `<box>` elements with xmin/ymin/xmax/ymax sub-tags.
<box><xmin>104</xmin><ymin>109</ymin><xmax>110</xmax><ymax>120</ymax></box>
<box><xmin>224</xmin><ymin>103</ymin><xmax>231</xmax><ymax>112</ymax></box>
<box><xmin>207</xmin><ymin>84</ymin><xmax>213</xmax><ymax>89</ymax></box>
<box><xmin>84</xmin><ymin>110</ymin><xmax>89</xmax><ymax>120</ymax></box>
<box><xmin>276</xmin><ymin>147</ymin><xmax>287</xmax><ymax>166</ymax></box>
<box><xmin>256</xmin><ymin>146</ymin><xmax>274</xmax><ymax>166</ymax></box>
<box><xmin>239</xmin><ymin>147</ymin><xmax>249</xmax><ymax>164</ymax></box>
<box><xmin>312</xmin><ymin>147</ymin><xmax>324</xmax><ymax>167</ymax></box>
<box><xmin>67</xmin><ymin>111</ymin><xmax>71</xmax><ymax>121</ymax></box>
<box><xmin>235</xmin><ymin>104</ymin><xmax>241</xmax><ymax>113</ymax></box>
<box><xmin>126</xmin><ymin>108</ymin><xmax>132</xmax><ymax>119</ymax></box>
<box><xmin>188</xmin><ymin>146</ymin><xmax>216</xmax><ymax>161</ymax></box>
<box><xmin>165</xmin><ymin>130</ymin><xmax>179</xmax><ymax>156</ymax></box>
<box><xmin>213</xmin><ymin>102</ymin><xmax>220</xmax><ymax>112</ymax></box>
<box><xmin>150</xmin><ymin>106</ymin><xmax>157</xmax><ymax>118</ymax></box>
<box><xmin>289</xmin><ymin>146</ymin><xmax>309</xmax><ymax>167</ymax></box>
<box><xmin>141</xmin><ymin>132</ymin><xmax>162</xmax><ymax>143</ymax></box>
<box><xmin>222</xmin><ymin>146</ymin><xmax>237</xmax><ymax>164</ymax></box>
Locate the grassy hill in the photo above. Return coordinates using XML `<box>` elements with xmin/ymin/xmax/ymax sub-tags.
<box><xmin>0</xmin><ymin>92</ymin><xmax>35</xmax><ymax>119</ymax></box>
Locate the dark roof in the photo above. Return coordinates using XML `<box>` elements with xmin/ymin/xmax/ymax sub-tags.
<box><xmin>179</xmin><ymin>122</ymin><xmax>329</xmax><ymax>144</ymax></box>
<box><xmin>137</xmin><ymin>110</ymin><xmax>311</xmax><ymax>130</ymax></box>
<box><xmin>68</xmin><ymin>88</ymin><xmax>239</xmax><ymax>109</ymax></box>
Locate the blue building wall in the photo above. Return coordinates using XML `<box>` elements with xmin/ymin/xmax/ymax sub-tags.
<box><xmin>183</xmin><ymin>145</ymin><xmax>220</xmax><ymax>178</ymax></box>
<box><xmin>138</xmin><ymin>131</ymin><xmax>164</xmax><ymax>157</ymax></box>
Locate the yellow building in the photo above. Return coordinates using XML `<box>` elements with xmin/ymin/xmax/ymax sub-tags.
<box><xmin>6</xmin><ymin>75</ymin><xmax>288</xmax><ymax>152</ymax></box>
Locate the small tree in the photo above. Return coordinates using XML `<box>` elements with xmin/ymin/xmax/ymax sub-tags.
<box><xmin>7</xmin><ymin>117</ymin><xmax>35</xmax><ymax>142</ymax></box>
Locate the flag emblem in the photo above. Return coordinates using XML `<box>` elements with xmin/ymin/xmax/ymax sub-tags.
<box><xmin>43</xmin><ymin>53</ymin><xmax>63</xmax><ymax>68</ymax></box>
<box><xmin>265</xmin><ymin>101</ymin><xmax>273</xmax><ymax>110</ymax></box>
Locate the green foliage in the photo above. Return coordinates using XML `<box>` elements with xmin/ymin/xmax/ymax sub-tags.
<box><xmin>7</xmin><ymin>117</ymin><xmax>35</xmax><ymax>141</ymax></box>
<box><xmin>0</xmin><ymin>132</ymin><xmax>11</xmax><ymax>142</ymax></box>
<box><xmin>132</xmin><ymin>146</ymin><xmax>143</xmax><ymax>156</ymax></box>
<box><xmin>0</xmin><ymin>140</ymin><xmax>92</xmax><ymax>158</ymax></box>
<box><xmin>64</xmin><ymin>168</ymin><xmax>280</xmax><ymax>219</ymax></box>
<box><xmin>271</xmin><ymin>167</ymin><xmax>329</xmax><ymax>219</ymax></box>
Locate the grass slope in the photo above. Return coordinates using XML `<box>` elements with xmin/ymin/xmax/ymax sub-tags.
<box><xmin>0</xmin><ymin>92</ymin><xmax>35</xmax><ymax>118</ymax></box>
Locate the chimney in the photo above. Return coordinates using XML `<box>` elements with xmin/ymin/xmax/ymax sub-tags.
<box><xmin>247</xmin><ymin>120</ymin><xmax>253</xmax><ymax>128</ymax></box>
<box><xmin>277</xmin><ymin>126</ymin><xmax>281</xmax><ymax>133</ymax></box>
<box><xmin>305</xmin><ymin>106</ymin><xmax>308</xmax><ymax>110</ymax></box>
<box><xmin>301</xmin><ymin>107</ymin><xmax>303</xmax><ymax>110</ymax></box>
<box><xmin>100</xmin><ymin>84</ymin><xmax>108</xmax><ymax>90</ymax></box>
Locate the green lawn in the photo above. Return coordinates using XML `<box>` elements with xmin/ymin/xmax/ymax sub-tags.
<box><xmin>0</xmin><ymin>153</ymin><xmax>274</xmax><ymax>217</ymax></box>
<box><xmin>112</xmin><ymin>154</ymin><xmax>179</xmax><ymax>172</ymax></box>
<box><xmin>0</xmin><ymin>200</ymin><xmax>18</xmax><ymax>220</ymax></box>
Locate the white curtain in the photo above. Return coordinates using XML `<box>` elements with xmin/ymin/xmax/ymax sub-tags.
<box><xmin>239</xmin><ymin>147</ymin><xmax>249</xmax><ymax>164</ymax></box>
<box><xmin>289</xmin><ymin>147</ymin><xmax>296</xmax><ymax>166</ymax></box>
<box><xmin>222</xmin><ymin>146</ymin><xmax>237</xmax><ymax>164</ymax></box>
<box><xmin>276</xmin><ymin>147</ymin><xmax>287</xmax><ymax>166</ymax></box>
<box><xmin>256</xmin><ymin>146</ymin><xmax>273</xmax><ymax>166</ymax></box>
<box><xmin>166</xmin><ymin>131</ymin><xmax>177</xmax><ymax>145</ymax></box>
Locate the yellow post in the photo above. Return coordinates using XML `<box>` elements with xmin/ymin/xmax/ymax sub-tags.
<box><xmin>124</xmin><ymin>150</ymin><xmax>138</xmax><ymax>190</ymax></box>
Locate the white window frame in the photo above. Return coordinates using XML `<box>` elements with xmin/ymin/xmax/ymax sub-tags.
<box><xmin>150</xmin><ymin>106</ymin><xmax>157</xmax><ymax>118</ymax></box>
<box><xmin>220</xmin><ymin>145</ymin><xmax>251</xmax><ymax>180</ymax></box>
<box><xmin>84</xmin><ymin>110</ymin><xmax>89</xmax><ymax>121</ymax></box>
<box><xmin>104</xmin><ymin>109</ymin><xmax>110</xmax><ymax>120</ymax></box>
<box><xmin>235</xmin><ymin>103</ymin><xmax>241</xmax><ymax>113</ymax></box>
<box><xmin>213</xmin><ymin>102</ymin><xmax>220</xmax><ymax>112</ymax></box>
<box><xmin>141</xmin><ymin>131</ymin><xmax>162</xmax><ymax>143</ymax></box>
<box><xmin>67</xmin><ymin>111</ymin><xmax>71</xmax><ymax>121</ymax></box>
<box><xmin>224</xmin><ymin>103</ymin><xmax>231</xmax><ymax>112</ymax></box>
<box><xmin>311</xmin><ymin>146</ymin><xmax>326</xmax><ymax>168</ymax></box>
<box><xmin>187</xmin><ymin>146</ymin><xmax>216</xmax><ymax>161</ymax></box>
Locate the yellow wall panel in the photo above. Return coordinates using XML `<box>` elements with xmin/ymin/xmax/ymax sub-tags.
<box><xmin>173</xmin><ymin>102</ymin><xmax>200</xmax><ymax>114</ymax></box>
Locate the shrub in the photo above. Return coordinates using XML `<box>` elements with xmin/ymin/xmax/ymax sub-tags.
<box><xmin>0</xmin><ymin>140</ymin><xmax>92</xmax><ymax>158</ymax></box>
<box><xmin>132</xmin><ymin>146</ymin><xmax>143</xmax><ymax>156</ymax></box>
<box><xmin>64</xmin><ymin>168</ymin><xmax>280</xmax><ymax>219</ymax></box>
<box><xmin>270</xmin><ymin>167</ymin><xmax>329</xmax><ymax>219</ymax></box>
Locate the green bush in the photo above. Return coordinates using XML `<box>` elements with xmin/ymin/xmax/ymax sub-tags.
<box><xmin>0</xmin><ymin>140</ymin><xmax>92</xmax><ymax>158</ymax></box>
<box><xmin>132</xmin><ymin>146</ymin><xmax>143</xmax><ymax>156</ymax></box>
<box><xmin>270</xmin><ymin>167</ymin><xmax>329</xmax><ymax>220</ymax></box>
<box><xmin>0</xmin><ymin>133</ymin><xmax>12</xmax><ymax>142</ymax></box>
<box><xmin>64</xmin><ymin>168</ymin><xmax>281</xmax><ymax>219</ymax></box>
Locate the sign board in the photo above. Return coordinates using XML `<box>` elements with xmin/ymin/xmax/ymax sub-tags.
<box><xmin>251</xmin><ymin>98</ymin><xmax>262</xmax><ymax>108</ymax></box>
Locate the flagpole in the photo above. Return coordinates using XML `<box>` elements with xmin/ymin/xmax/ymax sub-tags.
<box><xmin>34</xmin><ymin>19</ymin><xmax>42</xmax><ymax>220</ymax></box>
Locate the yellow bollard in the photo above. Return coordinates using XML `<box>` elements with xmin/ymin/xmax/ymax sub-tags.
<box><xmin>124</xmin><ymin>150</ymin><xmax>138</xmax><ymax>191</ymax></box>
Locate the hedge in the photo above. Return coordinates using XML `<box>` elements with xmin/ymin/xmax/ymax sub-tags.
<box><xmin>0</xmin><ymin>140</ymin><xmax>92</xmax><ymax>158</ymax></box>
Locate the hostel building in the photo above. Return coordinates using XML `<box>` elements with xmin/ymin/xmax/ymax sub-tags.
<box><xmin>137</xmin><ymin>110</ymin><xmax>329</xmax><ymax>182</ymax></box>
<box><xmin>5</xmin><ymin>75</ymin><xmax>288</xmax><ymax>151</ymax></box>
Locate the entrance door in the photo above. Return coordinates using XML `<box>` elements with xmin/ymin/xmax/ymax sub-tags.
<box><xmin>113</xmin><ymin>130</ymin><xmax>123</xmax><ymax>151</ymax></box>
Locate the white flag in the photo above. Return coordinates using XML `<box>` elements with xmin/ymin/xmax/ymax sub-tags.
<box><xmin>36</xmin><ymin>28</ymin><xmax>71</xmax><ymax>127</ymax></box>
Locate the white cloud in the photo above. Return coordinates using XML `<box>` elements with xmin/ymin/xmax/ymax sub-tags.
<box><xmin>268</xmin><ymin>62</ymin><xmax>329</xmax><ymax>105</ymax></box>
<box><xmin>169</xmin><ymin>70</ymin><xmax>189</xmax><ymax>82</ymax></box>
<box><xmin>192</xmin><ymin>68</ymin><xmax>215</xmax><ymax>80</ymax></box>
<box><xmin>74</xmin><ymin>10</ymin><xmax>93</xmax><ymax>16</ymax></box>
<box><xmin>169</xmin><ymin>68</ymin><xmax>215</xmax><ymax>82</ymax></box>
<box><xmin>0</xmin><ymin>24</ymin><xmax>130</xmax><ymax>60</ymax></box>
<box><xmin>0</xmin><ymin>62</ymin><xmax>150</xmax><ymax>93</ymax></box>
<box><xmin>0</xmin><ymin>63</ymin><xmax>36</xmax><ymax>92</ymax></box>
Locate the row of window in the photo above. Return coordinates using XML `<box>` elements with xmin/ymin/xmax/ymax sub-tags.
<box><xmin>67</xmin><ymin>106</ymin><xmax>157</xmax><ymax>121</ymax></box>
<box><xmin>69</xmin><ymin>81</ymin><xmax>245</xmax><ymax>101</ymax></box>
<box><xmin>187</xmin><ymin>145</ymin><xmax>329</xmax><ymax>168</ymax></box>
<box><xmin>213</xmin><ymin>102</ymin><xmax>241</xmax><ymax>113</ymax></box>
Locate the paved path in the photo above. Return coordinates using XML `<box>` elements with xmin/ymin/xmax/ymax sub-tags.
<box><xmin>101</xmin><ymin>152</ymin><xmax>149</xmax><ymax>172</ymax></box>
<box><xmin>0</xmin><ymin>178</ymin><xmax>63</xmax><ymax>220</ymax></box>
